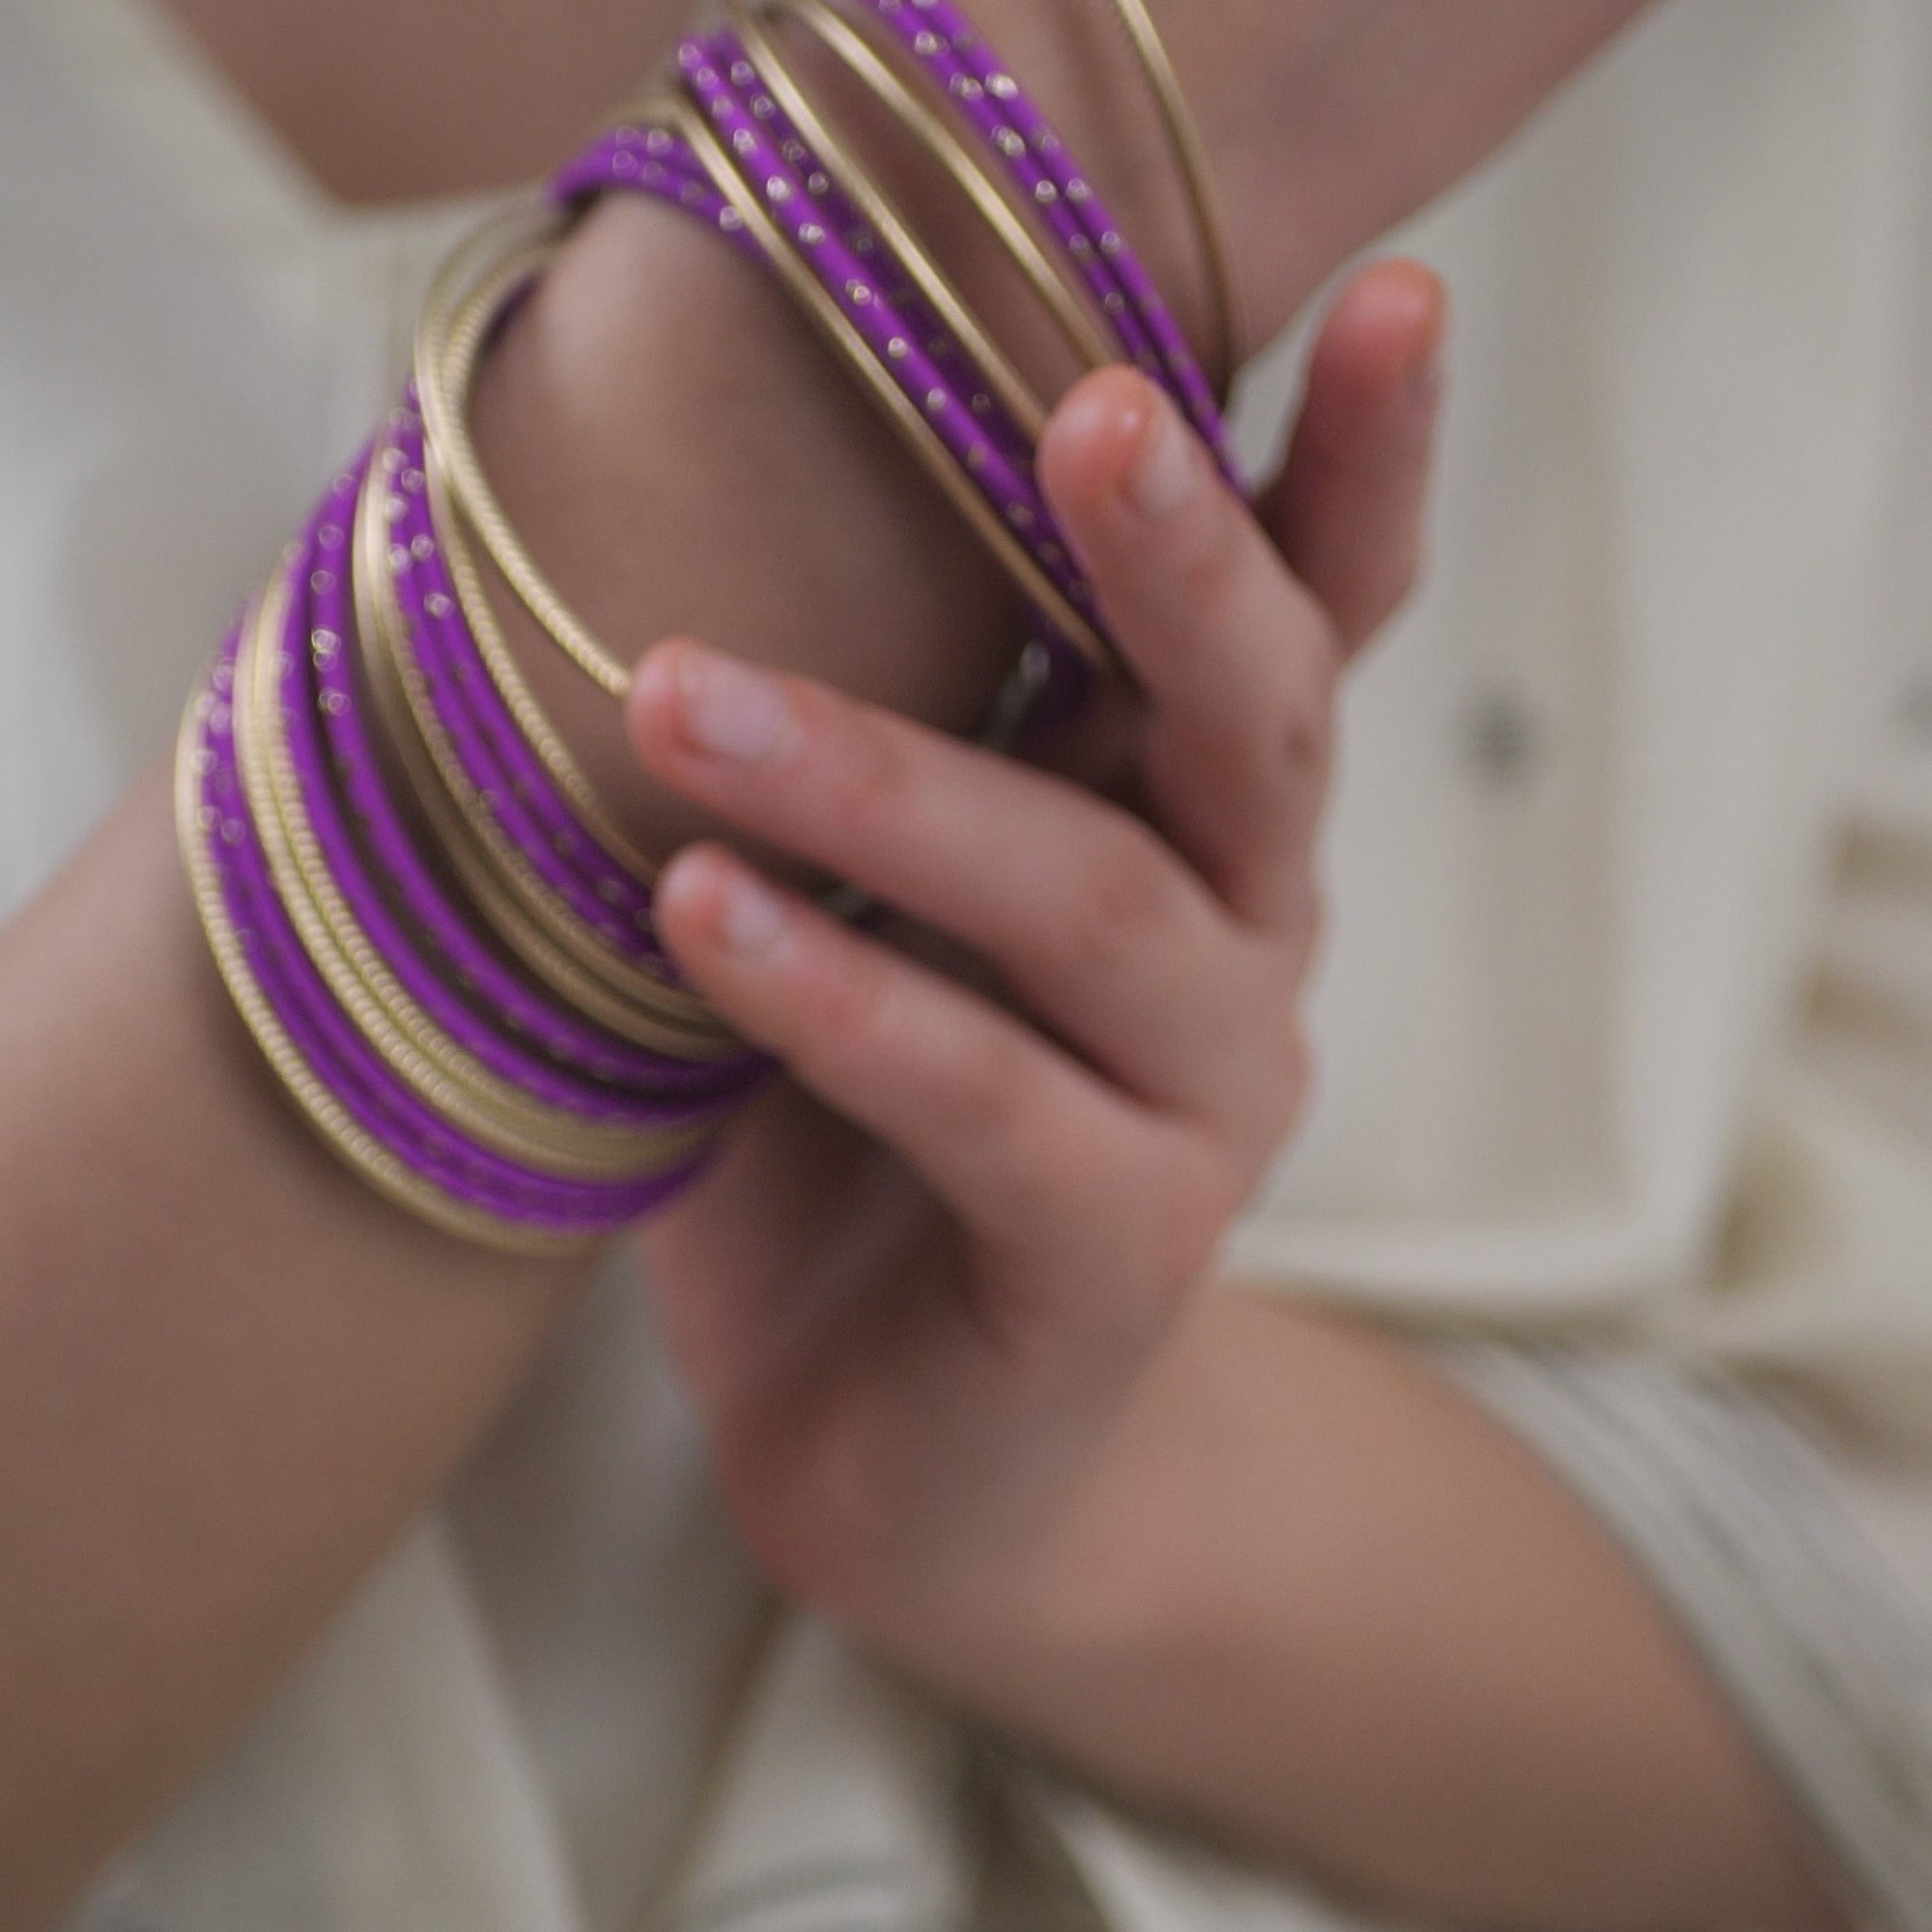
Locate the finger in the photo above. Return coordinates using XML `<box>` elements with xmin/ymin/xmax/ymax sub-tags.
<box><xmin>627</xmin><ymin>640</ymin><xmax>1296</xmax><ymax>1134</ymax></box>
<box><xmin>1260</xmin><ymin>259</ymin><xmax>1447</xmax><ymax>657</ymax></box>
<box><xmin>1037</xmin><ymin>367</ymin><xmax>1340</xmax><ymax>931</ymax></box>
<box><xmin>651</xmin><ymin>842</ymin><xmax>1229</xmax><ymax>1330</ymax></box>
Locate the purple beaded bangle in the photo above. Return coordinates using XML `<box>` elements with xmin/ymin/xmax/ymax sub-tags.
<box><xmin>851</xmin><ymin>0</ymin><xmax>1233</xmax><ymax>469</ymax></box>
<box><xmin>193</xmin><ymin>626</ymin><xmax>716</xmax><ymax>1243</ymax></box>
<box><xmin>293</xmin><ymin>470</ymin><xmax>742</xmax><ymax>1119</ymax></box>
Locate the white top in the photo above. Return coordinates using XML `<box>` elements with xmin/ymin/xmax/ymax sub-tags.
<box><xmin>7</xmin><ymin>0</ymin><xmax>1932</xmax><ymax>1925</ymax></box>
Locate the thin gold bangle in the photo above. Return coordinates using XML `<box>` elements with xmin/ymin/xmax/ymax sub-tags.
<box><xmin>175</xmin><ymin>648</ymin><xmax>608</xmax><ymax>1259</ymax></box>
<box><xmin>419</xmin><ymin>434</ymin><xmax>662</xmax><ymax>886</ymax></box>
<box><xmin>355</xmin><ymin>446</ymin><xmax>736</xmax><ymax>1046</ymax></box>
<box><xmin>412</xmin><ymin>208</ymin><xmax>639</xmax><ymax>700</ymax></box>
<box><xmin>384</xmin><ymin>305</ymin><xmax>735</xmax><ymax>1037</ymax></box>
<box><xmin>235</xmin><ymin>573</ymin><xmax>707</xmax><ymax>1179</ymax></box>
<box><xmin>726</xmin><ymin>0</ymin><xmax>1050</xmax><ymax>444</ymax></box>
<box><xmin>651</xmin><ymin>88</ymin><xmax>1124</xmax><ymax>677</ymax></box>
<box><xmin>355</xmin><ymin>546</ymin><xmax>742</xmax><ymax>1060</ymax></box>
<box><xmin>352</xmin><ymin>446</ymin><xmax>746</xmax><ymax>1056</ymax></box>
<box><xmin>766</xmin><ymin>0</ymin><xmax>1118</xmax><ymax>372</ymax></box>
<box><xmin>1097</xmin><ymin>0</ymin><xmax>1241</xmax><ymax>394</ymax></box>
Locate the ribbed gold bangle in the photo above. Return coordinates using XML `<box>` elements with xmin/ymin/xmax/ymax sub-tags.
<box><xmin>650</xmin><ymin>88</ymin><xmax>1124</xmax><ymax>676</ymax></box>
<box><xmin>352</xmin><ymin>445</ymin><xmax>746</xmax><ymax>1058</ymax></box>
<box><xmin>175</xmin><ymin>643</ymin><xmax>607</xmax><ymax>1260</ymax></box>
<box><xmin>234</xmin><ymin>571</ymin><xmax>709</xmax><ymax>1179</ymax></box>
<box><xmin>1098</xmin><ymin>0</ymin><xmax>1240</xmax><ymax>394</ymax></box>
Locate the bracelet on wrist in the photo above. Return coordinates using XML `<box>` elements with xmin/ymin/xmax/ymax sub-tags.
<box><xmin>179</xmin><ymin>0</ymin><xmax>1236</xmax><ymax>1253</ymax></box>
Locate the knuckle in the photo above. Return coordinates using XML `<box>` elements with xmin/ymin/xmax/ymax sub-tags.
<box><xmin>1148</xmin><ymin>1141</ymin><xmax>1248</xmax><ymax>1291</ymax></box>
<box><xmin>1057</xmin><ymin>820</ymin><xmax>1184</xmax><ymax>982</ymax></box>
<box><xmin>1283</xmin><ymin>880</ymin><xmax>1326</xmax><ymax>979</ymax></box>
<box><xmin>935</xmin><ymin>1026</ymin><xmax>1035</xmax><ymax>1148</ymax></box>
<box><xmin>815</xmin><ymin>698</ymin><xmax>914</xmax><ymax>831</ymax></box>
<box><xmin>1347</xmin><ymin>542</ymin><xmax>1426</xmax><ymax>647</ymax></box>
<box><xmin>1277</xmin><ymin>1020</ymin><xmax>1315</xmax><ymax>1122</ymax></box>
<box><xmin>1174</xmin><ymin>490</ymin><xmax>1252</xmax><ymax>624</ymax></box>
<box><xmin>801</xmin><ymin>940</ymin><xmax>895</xmax><ymax>1064</ymax></box>
<box><xmin>1219</xmin><ymin>963</ymin><xmax>1316</xmax><ymax>1151</ymax></box>
<box><xmin>1271</xmin><ymin>653</ymin><xmax>1338</xmax><ymax>777</ymax></box>
<box><xmin>1259</xmin><ymin>1020</ymin><xmax>1316</xmax><ymax>1147</ymax></box>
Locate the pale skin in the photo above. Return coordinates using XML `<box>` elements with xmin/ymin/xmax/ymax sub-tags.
<box><xmin>0</xmin><ymin>0</ymin><xmax>1851</xmax><ymax>1926</ymax></box>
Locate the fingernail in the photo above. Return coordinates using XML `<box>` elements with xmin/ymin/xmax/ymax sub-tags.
<box><xmin>1127</xmin><ymin>387</ymin><xmax>1200</xmax><ymax>520</ymax></box>
<box><xmin>674</xmin><ymin>648</ymin><xmax>795</xmax><ymax>764</ymax></box>
<box><xmin>716</xmin><ymin>864</ymin><xmax>789</xmax><ymax>960</ymax></box>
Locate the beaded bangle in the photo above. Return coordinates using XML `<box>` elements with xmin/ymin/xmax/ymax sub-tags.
<box><xmin>178</xmin><ymin>0</ymin><xmax>1234</xmax><ymax>1252</ymax></box>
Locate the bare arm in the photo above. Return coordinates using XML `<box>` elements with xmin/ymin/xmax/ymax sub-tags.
<box><xmin>939</xmin><ymin>1292</ymin><xmax>1848</xmax><ymax>1930</ymax></box>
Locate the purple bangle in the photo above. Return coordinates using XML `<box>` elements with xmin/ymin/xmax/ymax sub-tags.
<box><xmin>851</xmin><ymin>0</ymin><xmax>1233</xmax><ymax>471</ymax></box>
<box><xmin>197</xmin><ymin>629</ymin><xmax>711</xmax><ymax>1233</ymax></box>
<box><xmin>303</xmin><ymin>450</ymin><xmax>762</xmax><ymax>1103</ymax></box>
<box><xmin>380</xmin><ymin>442</ymin><xmax>665</xmax><ymax>970</ymax></box>
<box><xmin>679</xmin><ymin>44</ymin><xmax>1091</xmax><ymax>607</ymax></box>
<box><xmin>557</xmin><ymin>6</ymin><xmax>1235</xmax><ymax>695</ymax></box>
<box><xmin>285</xmin><ymin>471</ymin><xmax>745</xmax><ymax>1125</ymax></box>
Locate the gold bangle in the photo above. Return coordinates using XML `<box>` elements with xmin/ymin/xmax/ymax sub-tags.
<box><xmin>235</xmin><ymin>571</ymin><xmax>710</xmax><ymax>1179</ymax></box>
<box><xmin>175</xmin><ymin>648</ymin><xmax>609</xmax><ymax>1259</ymax></box>
<box><xmin>352</xmin><ymin>441</ymin><xmax>746</xmax><ymax>1056</ymax></box>
<box><xmin>355</xmin><ymin>549</ymin><xmax>742</xmax><ymax>1060</ymax></box>
<box><xmin>383</xmin><ymin>306</ymin><xmax>735</xmax><ymax>1037</ymax></box>
<box><xmin>1097</xmin><ymin>0</ymin><xmax>1240</xmax><ymax>394</ymax></box>
<box><xmin>726</xmin><ymin>0</ymin><xmax>1050</xmax><ymax>444</ymax></box>
<box><xmin>767</xmin><ymin>0</ymin><xmax>1119</xmax><ymax>372</ymax></box>
<box><xmin>412</xmin><ymin>207</ymin><xmax>639</xmax><ymax>700</ymax></box>
<box><xmin>650</xmin><ymin>88</ymin><xmax>1124</xmax><ymax>677</ymax></box>
<box><xmin>420</xmin><ymin>432</ymin><xmax>661</xmax><ymax>887</ymax></box>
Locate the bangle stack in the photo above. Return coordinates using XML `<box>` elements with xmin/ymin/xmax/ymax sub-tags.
<box><xmin>179</xmin><ymin>0</ymin><xmax>1235</xmax><ymax>1254</ymax></box>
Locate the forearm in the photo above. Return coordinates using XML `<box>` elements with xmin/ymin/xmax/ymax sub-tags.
<box><xmin>0</xmin><ymin>774</ymin><xmax>581</xmax><ymax>1925</ymax></box>
<box><xmin>0</xmin><ymin>64</ymin><xmax>1057</xmax><ymax>1923</ymax></box>
<box><xmin>898</xmin><ymin>1292</ymin><xmax>1843</xmax><ymax>1932</ymax></box>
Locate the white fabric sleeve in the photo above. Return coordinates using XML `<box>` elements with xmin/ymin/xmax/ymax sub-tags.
<box><xmin>1017</xmin><ymin>1347</ymin><xmax>1932</xmax><ymax>1932</ymax></box>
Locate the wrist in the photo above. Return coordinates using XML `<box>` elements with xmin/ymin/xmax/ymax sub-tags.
<box><xmin>469</xmin><ymin>189</ymin><xmax>1030</xmax><ymax>859</ymax></box>
<box><xmin>842</xmin><ymin>1309</ymin><xmax>1232</xmax><ymax>1768</ymax></box>
<box><xmin>463</xmin><ymin>2</ymin><xmax>1264</xmax><ymax>864</ymax></box>
<box><xmin>959</xmin><ymin>0</ymin><xmax>1324</xmax><ymax>364</ymax></box>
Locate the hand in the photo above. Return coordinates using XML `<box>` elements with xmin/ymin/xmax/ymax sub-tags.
<box><xmin>624</xmin><ymin>260</ymin><xmax>1445</xmax><ymax>1660</ymax></box>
